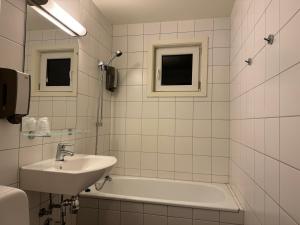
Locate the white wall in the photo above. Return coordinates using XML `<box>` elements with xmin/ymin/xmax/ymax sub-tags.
<box><xmin>0</xmin><ymin>0</ymin><xmax>113</xmax><ymax>224</ymax></box>
<box><xmin>230</xmin><ymin>0</ymin><xmax>300</xmax><ymax>224</ymax></box>
<box><xmin>0</xmin><ymin>0</ymin><xmax>26</xmax><ymax>187</ymax></box>
<box><xmin>110</xmin><ymin>18</ymin><xmax>231</xmax><ymax>183</ymax></box>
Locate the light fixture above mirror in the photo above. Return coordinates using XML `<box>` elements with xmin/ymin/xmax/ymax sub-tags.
<box><xmin>27</xmin><ymin>0</ymin><xmax>87</xmax><ymax>37</ymax></box>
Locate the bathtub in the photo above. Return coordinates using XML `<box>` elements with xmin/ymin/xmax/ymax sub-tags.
<box><xmin>80</xmin><ymin>176</ymin><xmax>240</xmax><ymax>212</ymax></box>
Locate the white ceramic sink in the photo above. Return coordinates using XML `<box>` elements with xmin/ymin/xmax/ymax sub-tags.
<box><xmin>20</xmin><ymin>154</ymin><xmax>117</xmax><ymax>195</ymax></box>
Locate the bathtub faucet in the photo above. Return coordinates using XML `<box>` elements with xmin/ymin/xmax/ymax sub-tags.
<box><xmin>95</xmin><ymin>175</ymin><xmax>112</xmax><ymax>191</ymax></box>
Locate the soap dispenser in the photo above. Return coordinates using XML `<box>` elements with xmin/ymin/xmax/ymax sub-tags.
<box><xmin>0</xmin><ymin>68</ymin><xmax>31</xmax><ymax>124</ymax></box>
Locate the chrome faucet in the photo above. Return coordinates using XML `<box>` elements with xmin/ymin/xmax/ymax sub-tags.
<box><xmin>56</xmin><ymin>143</ymin><xmax>74</xmax><ymax>161</ymax></box>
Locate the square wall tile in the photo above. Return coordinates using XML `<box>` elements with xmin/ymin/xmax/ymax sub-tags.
<box><xmin>195</xmin><ymin>18</ymin><xmax>214</xmax><ymax>31</ymax></box>
<box><xmin>212</xmin><ymin>157</ymin><xmax>228</xmax><ymax>175</ymax></box>
<box><xmin>175</xmin><ymin>120</ymin><xmax>193</xmax><ymax>136</ymax></box>
<box><xmin>113</xmin><ymin>24</ymin><xmax>127</xmax><ymax>36</ymax></box>
<box><xmin>194</xmin><ymin>102</ymin><xmax>212</xmax><ymax>119</ymax></box>
<box><xmin>128</xmin><ymin>24</ymin><xmax>143</xmax><ymax>35</ymax></box>
<box><xmin>142</xmin><ymin>119</ymin><xmax>158</xmax><ymax>135</ymax></box>
<box><xmin>158</xmin><ymin>136</ymin><xmax>174</xmax><ymax>154</ymax></box>
<box><xmin>168</xmin><ymin>206</ymin><xmax>192</xmax><ymax>218</ymax></box>
<box><xmin>265</xmin><ymin>194</ymin><xmax>279</xmax><ymax>225</ymax></box>
<box><xmin>280</xmin><ymin>12</ymin><xmax>300</xmax><ymax>71</ymax></box>
<box><xmin>280</xmin><ymin>117</ymin><xmax>300</xmax><ymax>170</ymax></box>
<box><xmin>193</xmin><ymin>138</ymin><xmax>212</xmax><ymax>156</ymax></box>
<box><xmin>142</xmin><ymin>136</ymin><xmax>157</xmax><ymax>153</ymax></box>
<box><xmin>212</xmin><ymin>120</ymin><xmax>229</xmax><ymax>138</ymax></box>
<box><xmin>176</xmin><ymin>102</ymin><xmax>193</xmax><ymax>119</ymax></box>
<box><xmin>175</xmin><ymin>137</ymin><xmax>193</xmax><ymax>154</ymax></box>
<box><xmin>144</xmin><ymin>214</ymin><xmax>167</xmax><ymax>225</ymax></box>
<box><xmin>214</xmin><ymin>17</ymin><xmax>230</xmax><ymax>30</ymax></box>
<box><xmin>161</xmin><ymin>21</ymin><xmax>178</xmax><ymax>33</ymax></box>
<box><xmin>143</xmin><ymin>23</ymin><xmax>160</xmax><ymax>34</ymax></box>
<box><xmin>0</xmin><ymin>120</ymin><xmax>20</xmax><ymax>150</ymax></box>
<box><xmin>0</xmin><ymin>149</ymin><xmax>18</xmax><ymax>185</ymax></box>
<box><xmin>125</xmin><ymin>134</ymin><xmax>142</xmax><ymax>151</ymax></box>
<box><xmin>158</xmin><ymin>119</ymin><xmax>175</xmax><ymax>136</ymax></box>
<box><xmin>158</xmin><ymin>153</ymin><xmax>174</xmax><ymax>171</ymax></box>
<box><xmin>99</xmin><ymin>209</ymin><xmax>120</xmax><ymax>225</ymax></box>
<box><xmin>212</xmin><ymin>139</ymin><xmax>229</xmax><ymax>157</ymax></box>
<box><xmin>159</xmin><ymin>102</ymin><xmax>175</xmax><ymax>118</ymax></box>
<box><xmin>141</xmin><ymin>152</ymin><xmax>158</xmax><ymax>170</ymax></box>
<box><xmin>124</xmin><ymin>152</ymin><xmax>141</xmax><ymax>169</ymax></box>
<box><xmin>280</xmin><ymin>63</ymin><xmax>300</xmax><ymax>116</ymax></box>
<box><xmin>178</xmin><ymin>20</ymin><xmax>194</xmax><ymax>32</ymax></box>
<box><xmin>144</xmin><ymin>203</ymin><xmax>167</xmax><ymax>215</ymax></box>
<box><xmin>193</xmin><ymin>156</ymin><xmax>211</xmax><ymax>174</ymax></box>
<box><xmin>128</xmin><ymin>35</ymin><xmax>143</xmax><ymax>52</ymax></box>
<box><xmin>175</xmin><ymin>155</ymin><xmax>192</xmax><ymax>173</ymax></box>
<box><xmin>265</xmin><ymin>156</ymin><xmax>279</xmax><ymax>203</ymax></box>
<box><xmin>280</xmin><ymin>163</ymin><xmax>300</xmax><ymax>224</ymax></box>
<box><xmin>193</xmin><ymin>120</ymin><xmax>212</xmax><ymax>138</ymax></box>
<box><xmin>213</xmin><ymin>30</ymin><xmax>230</xmax><ymax>47</ymax></box>
<box><xmin>265</xmin><ymin>118</ymin><xmax>279</xmax><ymax>159</ymax></box>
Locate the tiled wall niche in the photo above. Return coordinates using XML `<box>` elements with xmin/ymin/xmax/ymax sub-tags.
<box><xmin>109</xmin><ymin>18</ymin><xmax>231</xmax><ymax>183</ymax></box>
<box><xmin>230</xmin><ymin>0</ymin><xmax>300</xmax><ymax>225</ymax></box>
<box><xmin>77</xmin><ymin>197</ymin><xmax>244</xmax><ymax>225</ymax></box>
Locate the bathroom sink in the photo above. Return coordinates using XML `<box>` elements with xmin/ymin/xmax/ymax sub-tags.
<box><xmin>20</xmin><ymin>154</ymin><xmax>117</xmax><ymax>195</ymax></box>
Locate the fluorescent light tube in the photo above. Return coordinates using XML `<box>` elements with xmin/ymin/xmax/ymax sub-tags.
<box><xmin>30</xmin><ymin>0</ymin><xmax>87</xmax><ymax>37</ymax></box>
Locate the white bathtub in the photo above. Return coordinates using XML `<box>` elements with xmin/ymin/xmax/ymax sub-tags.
<box><xmin>81</xmin><ymin>176</ymin><xmax>240</xmax><ymax>212</ymax></box>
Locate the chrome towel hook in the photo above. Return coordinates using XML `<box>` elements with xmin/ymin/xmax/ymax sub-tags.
<box><xmin>264</xmin><ymin>34</ymin><xmax>274</xmax><ymax>45</ymax></box>
<box><xmin>245</xmin><ymin>58</ymin><xmax>252</xmax><ymax>65</ymax></box>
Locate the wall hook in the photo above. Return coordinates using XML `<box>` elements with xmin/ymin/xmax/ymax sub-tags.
<box><xmin>245</xmin><ymin>58</ymin><xmax>252</xmax><ymax>65</ymax></box>
<box><xmin>264</xmin><ymin>34</ymin><xmax>274</xmax><ymax>45</ymax></box>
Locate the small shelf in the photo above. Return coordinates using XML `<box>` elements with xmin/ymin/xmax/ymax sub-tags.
<box><xmin>21</xmin><ymin>129</ymin><xmax>82</xmax><ymax>139</ymax></box>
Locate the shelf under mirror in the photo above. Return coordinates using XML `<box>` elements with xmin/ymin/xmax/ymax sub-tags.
<box><xmin>21</xmin><ymin>129</ymin><xmax>83</xmax><ymax>139</ymax></box>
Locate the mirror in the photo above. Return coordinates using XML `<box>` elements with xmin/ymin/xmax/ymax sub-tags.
<box><xmin>23</xmin><ymin>5</ymin><xmax>79</xmax><ymax>135</ymax></box>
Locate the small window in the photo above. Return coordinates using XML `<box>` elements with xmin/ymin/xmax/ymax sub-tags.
<box><xmin>161</xmin><ymin>54</ymin><xmax>193</xmax><ymax>86</ymax></box>
<box><xmin>46</xmin><ymin>58</ymin><xmax>71</xmax><ymax>86</ymax></box>
<box><xmin>155</xmin><ymin>46</ymin><xmax>199</xmax><ymax>92</ymax></box>
<box><xmin>148</xmin><ymin>39</ymin><xmax>208</xmax><ymax>97</ymax></box>
<box><xmin>40</xmin><ymin>52</ymin><xmax>74</xmax><ymax>92</ymax></box>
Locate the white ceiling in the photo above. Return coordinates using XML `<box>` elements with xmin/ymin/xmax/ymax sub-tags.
<box><xmin>93</xmin><ymin>0</ymin><xmax>235</xmax><ymax>24</ymax></box>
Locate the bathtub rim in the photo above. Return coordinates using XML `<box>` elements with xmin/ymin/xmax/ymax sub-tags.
<box><xmin>80</xmin><ymin>176</ymin><xmax>242</xmax><ymax>213</ymax></box>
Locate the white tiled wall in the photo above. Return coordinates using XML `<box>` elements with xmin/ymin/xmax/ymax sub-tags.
<box><xmin>0</xmin><ymin>0</ymin><xmax>26</xmax><ymax>186</ymax></box>
<box><xmin>110</xmin><ymin>18</ymin><xmax>231</xmax><ymax>183</ymax></box>
<box><xmin>230</xmin><ymin>0</ymin><xmax>300</xmax><ymax>224</ymax></box>
<box><xmin>0</xmin><ymin>0</ymin><xmax>113</xmax><ymax>224</ymax></box>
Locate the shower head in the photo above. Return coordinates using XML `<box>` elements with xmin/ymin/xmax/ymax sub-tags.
<box><xmin>99</xmin><ymin>50</ymin><xmax>123</xmax><ymax>71</ymax></box>
<box><xmin>107</xmin><ymin>50</ymin><xmax>123</xmax><ymax>65</ymax></box>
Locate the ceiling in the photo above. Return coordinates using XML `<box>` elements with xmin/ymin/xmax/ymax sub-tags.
<box><xmin>93</xmin><ymin>0</ymin><xmax>235</xmax><ymax>24</ymax></box>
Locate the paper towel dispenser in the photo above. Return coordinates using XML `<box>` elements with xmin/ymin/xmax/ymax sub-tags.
<box><xmin>0</xmin><ymin>68</ymin><xmax>31</xmax><ymax>124</ymax></box>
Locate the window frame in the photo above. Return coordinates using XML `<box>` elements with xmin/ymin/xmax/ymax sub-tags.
<box><xmin>148</xmin><ymin>38</ymin><xmax>208</xmax><ymax>97</ymax></box>
<box><xmin>30</xmin><ymin>42</ymin><xmax>78</xmax><ymax>97</ymax></box>
<box><xmin>155</xmin><ymin>46</ymin><xmax>199</xmax><ymax>92</ymax></box>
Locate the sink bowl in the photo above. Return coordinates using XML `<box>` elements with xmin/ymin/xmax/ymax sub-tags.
<box><xmin>20</xmin><ymin>154</ymin><xmax>117</xmax><ymax>195</ymax></box>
